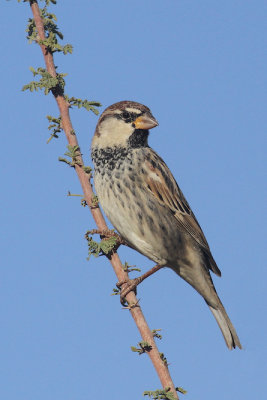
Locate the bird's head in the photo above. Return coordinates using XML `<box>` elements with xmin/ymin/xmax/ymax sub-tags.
<box><xmin>92</xmin><ymin>101</ymin><xmax>158</xmax><ymax>149</ymax></box>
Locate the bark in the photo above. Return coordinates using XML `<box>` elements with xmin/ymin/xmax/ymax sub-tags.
<box><xmin>29</xmin><ymin>2</ymin><xmax>179</xmax><ymax>398</ymax></box>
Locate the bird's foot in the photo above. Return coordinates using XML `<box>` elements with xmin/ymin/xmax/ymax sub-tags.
<box><xmin>116</xmin><ymin>277</ymin><xmax>143</xmax><ymax>306</ymax></box>
<box><xmin>117</xmin><ymin>264</ymin><xmax>164</xmax><ymax>306</ymax></box>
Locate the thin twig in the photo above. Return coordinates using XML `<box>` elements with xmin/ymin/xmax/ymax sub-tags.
<box><xmin>29</xmin><ymin>2</ymin><xmax>179</xmax><ymax>398</ymax></box>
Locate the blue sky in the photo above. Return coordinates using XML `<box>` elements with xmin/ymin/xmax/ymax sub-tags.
<box><xmin>1</xmin><ymin>1</ymin><xmax>266</xmax><ymax>399</ymax></box>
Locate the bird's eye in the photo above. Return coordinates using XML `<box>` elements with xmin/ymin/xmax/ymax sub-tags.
<box><xmin>122</xmin><ymin>111</ymin><xmax>131</xmax><ymax>120</ymax></box>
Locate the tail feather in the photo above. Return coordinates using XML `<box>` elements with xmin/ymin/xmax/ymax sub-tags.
<box><xmin>208</xmin><ymin>301</ymin><xmax>242</xmax><ymax>350</ymax></box>
<box><xmin>174</xmin><ymin>260</ymin><xmax>242</xmax><ymax>349</ymax></box>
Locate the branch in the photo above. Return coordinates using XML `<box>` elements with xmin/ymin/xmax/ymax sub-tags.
<box><xmin>28</xmin><ymin>1</ymin><xmax>179</xmax><ymax>398</ymax></box>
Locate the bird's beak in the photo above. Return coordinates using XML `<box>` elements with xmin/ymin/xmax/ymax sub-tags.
<box><xmin>134</xmin><ymin>114</ymin><xmax>159</xmax><ymax>130</ymax></box>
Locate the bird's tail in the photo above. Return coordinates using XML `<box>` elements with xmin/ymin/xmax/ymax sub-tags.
<box><xmin>207</xmin><ymin>300</ymin><xmax>242</xmax><ymax>350</ymax></box>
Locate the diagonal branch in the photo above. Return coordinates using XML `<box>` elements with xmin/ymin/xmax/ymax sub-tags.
<box><xmin>29</xmin><ymin>2</ymin><xmax>179</xmax><ymax>398</ymax></box>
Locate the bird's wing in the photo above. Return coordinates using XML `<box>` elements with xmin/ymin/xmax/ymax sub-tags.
<box><xmin>144</xmin><ymin>150</ymin><xmax>221</xmax><ymax>276</ymax></box>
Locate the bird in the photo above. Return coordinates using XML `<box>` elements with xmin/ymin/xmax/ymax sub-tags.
<box><xmin>91</xmin><ymin>100</ymin><xmax>242</xmax><ymax>350</ymax></box>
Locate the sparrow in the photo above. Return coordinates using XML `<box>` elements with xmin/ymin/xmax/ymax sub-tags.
<box><xmin>91</xmin><ymin>100</ymin><xmax>242</xmax><ymax>350</ymax></box>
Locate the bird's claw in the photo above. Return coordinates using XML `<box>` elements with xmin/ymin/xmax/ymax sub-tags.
<box><xmin>116</xmin><ymin>278</ymin><xmax>140</xmax><ymax>306</ymax></box>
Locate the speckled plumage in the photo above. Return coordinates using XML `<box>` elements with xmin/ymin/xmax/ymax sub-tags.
<box><xmin>91</xmin><ymin>100</ymin><xmax>241</xmax><ymax>350</ymax></box>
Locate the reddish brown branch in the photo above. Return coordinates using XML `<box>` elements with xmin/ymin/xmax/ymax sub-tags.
<box><xmin>30</xmin><ymin>2</ymin><xmax>179</xmax><ymax>398</ymax></box>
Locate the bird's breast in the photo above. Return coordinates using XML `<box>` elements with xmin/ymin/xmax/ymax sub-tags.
<box><xmin>92</xmin><ymin>153</ymin><xmax>169</xmax><ymax>263</ymax></box>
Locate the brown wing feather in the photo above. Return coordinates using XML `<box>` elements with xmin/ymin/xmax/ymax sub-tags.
<box><xmin>144</xmin><ymin>151</ymin><xmax>221</xmax><ymax>276</ymax></box>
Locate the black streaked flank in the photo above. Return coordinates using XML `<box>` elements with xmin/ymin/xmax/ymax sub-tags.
<box><xmin>146</xmin><ymin>215</ymin><xmax>155</xmax><ymax>226</ymax></box>
<box><xmin>123</xmin><ymin>178</ymin><xmax>130</xmax><ymax>189</ymax></box>
<box><xmin>118</xmin><ymin>197</ymin><xmax>125</xmax><ymax>208</ymax></box>
<box><xmin>137</xmin><ymin>212</ymin><xmax>143</xmax><ymax>221</ymax></box>
<box><xmin>159</xmin><ymin>224</ymin><xmax>167</xmax><ymax>233</ymax></box>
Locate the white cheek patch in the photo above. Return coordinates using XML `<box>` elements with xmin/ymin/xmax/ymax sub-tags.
<box><xmin>96</xmin><ymin>117</ymin><xmax>134</xmax><ymax>148</ymax></box>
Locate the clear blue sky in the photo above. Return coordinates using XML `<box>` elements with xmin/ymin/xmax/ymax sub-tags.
<box><xmin>1</xmin><ymin>1</ymin><xmax>266</xmax><ymax>399</ymax></box>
